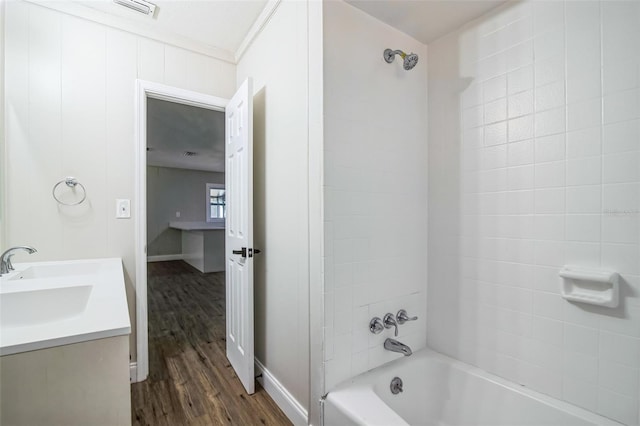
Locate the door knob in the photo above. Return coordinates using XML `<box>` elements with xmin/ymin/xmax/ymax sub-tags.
<box><xmin>232</xmin><ymin>248</ymin><xmax>247</xmax><ymax>258</ymax></box>
<box><xmin>233</xmin><ymin>247</ymin><xmax>261</xmax><ymax>258</ymax></box>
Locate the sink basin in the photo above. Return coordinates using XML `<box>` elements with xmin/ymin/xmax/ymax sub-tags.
<box><xmin>0</xmin><ymin>258</ymin><xmax>130</xmax><ymax>356</ymax></box>
<box><xmin>1</xmin><ymin>284</ymin><xmax>93</xmax><ymax>327</ymax></box>
<box><xmin>7</xmin><ymin>262</ymin><xmax>101</xmax><ymax>281</ymax></box>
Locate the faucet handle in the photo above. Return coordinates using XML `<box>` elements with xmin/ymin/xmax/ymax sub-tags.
<box><xmin>369</xmin><ymin>317</ymin><xmax>384</xmax><ymax>334</ymax></box>
<box><xmin>383</xmin><ymin>313</ymin><xmax>399</xmax><ymax>337</ymax></box>
<box><xmin>396</xmin><ymin>309</ymin><xmax>418</xmax><ymax>325</ymax></box>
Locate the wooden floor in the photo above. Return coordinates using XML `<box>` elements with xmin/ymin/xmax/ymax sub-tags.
<box><xmin>131</xmin><ymin>261</ymin><xmax>291</xmax><ymax>426</ymax></box>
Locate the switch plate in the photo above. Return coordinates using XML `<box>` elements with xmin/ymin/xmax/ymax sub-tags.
<box><xmin>116</xmin><ymin>199</ymin><xmax>131</xmax><ymax>219</ymax></box>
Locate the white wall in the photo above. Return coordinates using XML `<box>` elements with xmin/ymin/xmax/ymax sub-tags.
<box><xmin>236</xmin><ymin>0</ymin><xmax>311</xmax><ymax>421</ymax></box>
<box><xmin>428</xmin><ymin>2</ymin><xmax>640</xmax><ymax>425</ymax></box>
<box><xmin>0</xmin><ymin>0</ymin><xmax>6</xmax><ymax>250</ymax></box>
<box><xmin>323</xmin><ymin>0</ymin><xmax>428</xmax><ymax>391</ymax></box>
<box><xmin>4</xmin><ymin>0</ymin><xmax>236</xmax><ymax>361</ymax></box>
<box><xmin>146</xmin><ymin>166</ymin><xmax>224</xmax><ymax>256</ymax></box>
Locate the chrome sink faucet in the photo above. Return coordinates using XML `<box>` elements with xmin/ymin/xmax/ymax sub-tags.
<box><xmin>384</xmin><ymin>338</ymin><xmax>412</xmax><ymax>356</ymax></box>
<box><xmin>0</xmin><ymin>246</ymin><xmax>37</xmax><ymax>275</ymax></box>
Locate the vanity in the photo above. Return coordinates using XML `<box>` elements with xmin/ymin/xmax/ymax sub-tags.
<box><xmin>170</xmin><ymin>221</ymin><xmax>225</xmax><ymax>273</ymax></box>
<box><xmin>0</xmin><ymin>258</ymin><xmax>132</xmax><ymax>426</ymax></box>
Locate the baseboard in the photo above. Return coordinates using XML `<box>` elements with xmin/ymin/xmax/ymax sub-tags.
<box><xmin>255</xmin><ymin>359</ymin><xmax>308</xmax><ymax>426</ymax></box>
<box><xmin>129</xmin><ymin>362</ymin><xmax>138</xmax><ymax>383</ymax></box>
<box><xmin>147</xmin><ymin>254</ymin><xmax>184</xmax><ymax>262</ymax></box>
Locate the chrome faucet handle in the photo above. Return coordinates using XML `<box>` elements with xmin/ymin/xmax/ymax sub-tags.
<box><xmin>369</xmin><ymin>317</ymin><xmax>384</xmax><ymax>334</ymax></box>
<box><xmin>383</xmin><ymin>313</ymin><xmax>398</xmax><ymax>337</ymax></box>
<box><xmin>396</xmin><ymin>309</ymin><xmax>418</xmax><ymax>325</ymax></box>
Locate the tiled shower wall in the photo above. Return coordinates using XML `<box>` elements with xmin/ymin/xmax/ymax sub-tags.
<box><xmin>323</xmin><ymin>1</ymin><xmax>428</xmax><ymax>390</ymax></box>
<box><xmin>428</xmin><ymin>1</ymin><xmax>639</xmax><ymax>424</ymax></box>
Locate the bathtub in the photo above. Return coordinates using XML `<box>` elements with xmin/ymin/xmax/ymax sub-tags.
<box><xmin>323</xmin><ymin>348</ymin><xmax>622</xmax><ymax>426</ymax></box>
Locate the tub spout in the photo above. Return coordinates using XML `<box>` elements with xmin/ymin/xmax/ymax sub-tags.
<box><xmin>384</xmin><ymin>338</ymin><xmax>412</xmax><ymax>356</ymax></box>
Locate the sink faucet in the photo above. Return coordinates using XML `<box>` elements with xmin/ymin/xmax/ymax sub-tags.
<box><xmin>0</xmin><ymin>246</ymin><xmax>37</xmax><ymax>275</ymax></box>
<box><xmin>384</xmin><ymin>338</ymin><xmax>412</xmax><ymax>356</ymax></box>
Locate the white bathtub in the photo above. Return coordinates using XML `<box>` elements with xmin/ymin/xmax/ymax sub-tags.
<box><xmin>323</xmin><ymin>348</ymin><xmax>622</xmax><ymax>426</ymax></box>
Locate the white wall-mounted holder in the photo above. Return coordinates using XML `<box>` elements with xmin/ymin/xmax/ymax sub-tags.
<box><xmin>559</xmin><ymin>266</ymin><xmax>620</xmax><ymax>308</ymax></box>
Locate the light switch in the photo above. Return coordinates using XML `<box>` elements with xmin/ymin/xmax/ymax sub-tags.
<box><xmin>176</xmin><ymin>211</ymin><xmax>181</xmax><ymax>218</ymax></box>
<box><xmin>116</xmin><ymin>199</ymin><xmax>131</xmax><ymax>219</ymax></box>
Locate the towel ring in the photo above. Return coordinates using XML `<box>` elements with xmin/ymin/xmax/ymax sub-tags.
<box><xmin>52</xmin><ymin>177</ymin><xmax>86</xmax><ymax>206</ymax></box>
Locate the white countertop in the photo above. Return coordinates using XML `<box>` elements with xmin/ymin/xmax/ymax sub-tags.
<box><xmin>0</xmin><ymin>258</ymin><xmax>131</xmax><ymax>356</ymax></box>
<box><xmin>169</xmin><ymin>221</ymin><xmax>225</xmax><ymax>231</ymax></box>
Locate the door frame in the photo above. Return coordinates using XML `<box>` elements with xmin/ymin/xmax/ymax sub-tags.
<box><xmin>134</xmin><ymin>79</ymin><xmax>228</xmax><ymax>382</ymax></box>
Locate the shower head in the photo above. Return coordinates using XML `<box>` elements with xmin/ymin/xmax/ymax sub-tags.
<box><xmin>384</xmin><ymin>48</ymin><xmax>419</xmax><ymax>70</ymax></box>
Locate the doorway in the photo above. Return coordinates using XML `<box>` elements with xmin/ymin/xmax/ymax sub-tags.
<box><xmin>144</xmin><ymin>96</ymin><xmax>228</xmax><ymax>405</ymax></box>
<box><xmin>133</xmin><ymin>81</ymin><xmax>228</xmax><ymax>383</ymax></box>
<box><xmin>132</xmin><ymin>81</ymin><xmax>287</xmax><ymax>424</ymax></box>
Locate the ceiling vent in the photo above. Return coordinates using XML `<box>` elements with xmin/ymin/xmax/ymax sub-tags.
<box><xmin>113</xmin><ymin>0</ymin><xmax>156</xmax><ymax>17</ymax></box>
<box><xmin>183</xmin><ymin>151</ymin><xmax>198</xmax><ymax>157</ymax></box>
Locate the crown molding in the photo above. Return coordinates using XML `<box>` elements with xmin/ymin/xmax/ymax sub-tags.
<box><xmin>24</xmin><ymin>0</ymin><xmax>236</xmax><ymax>64</ymax></box>
<box><xmin>235</xmin><ymin>0</ymin><xmax>281</xmax><ymax>63</ymax></box>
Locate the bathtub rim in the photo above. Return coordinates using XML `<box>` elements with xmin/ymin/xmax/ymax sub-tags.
<box><xmin>324</xmin><ymin>347</ymin><xmax>624</xmax><ymax>426</ymax></box>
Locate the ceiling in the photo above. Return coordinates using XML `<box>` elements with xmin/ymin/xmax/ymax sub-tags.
<box><xmin>77</xmin><ymin>0</ymin><xmax>267</xmax><ymax>54</ymax></box>
<box><xmin>42</xmin><ymin>0</ymin><xmax>507</xmax><ymax>60</ymax></box>
<box><xmin>345</xmin><ymin>0</ymin><xmax>508</xmax><ymax>44</ymax></box>
<box><xmin>147</xmin><ymin>98</ymin><xmax>225</xmax><ymax>173</ymax></box>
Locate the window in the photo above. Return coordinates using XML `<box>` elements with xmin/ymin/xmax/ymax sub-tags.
<box><xmin>206</xmin><ymin>183</ymin><xmax>225</xmax><ymax>223</ymax></box>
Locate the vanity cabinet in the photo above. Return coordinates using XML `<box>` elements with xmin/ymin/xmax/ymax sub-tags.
<box><xmin>0</xmin><ymin>336</ymin><xmax>131</xmax><ymax>426</ymax></box>
<box><xmin>0</xmin><ymin>258</ymin><xmax>132</xmax><ymax>426</ymax></box>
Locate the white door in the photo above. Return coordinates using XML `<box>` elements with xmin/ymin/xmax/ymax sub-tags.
<box><xmin>225</xmin><ymin>78</ymin><xmax>255</xmax><ymax>394</ymax></box>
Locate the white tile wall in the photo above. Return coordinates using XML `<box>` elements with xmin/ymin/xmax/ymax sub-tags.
<box><xmin>5</xmin><ymin>1</ymin><xmax>236</xmax><ymax>361</ymax></box>
<box><xmin>323</xmin><ymin>0</ymin><xmax>428</xmax><ymax>390</ymax></box>
<box><xmin>428</xmin><ymin>1</ymin><xmax>640</xmax><ymax>424</ymax></box>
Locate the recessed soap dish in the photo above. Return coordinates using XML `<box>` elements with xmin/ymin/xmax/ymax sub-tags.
<box><xmin>559</xmin><ymin>266</ymin><xmax>619</xmax><ymax>308</ymax></box>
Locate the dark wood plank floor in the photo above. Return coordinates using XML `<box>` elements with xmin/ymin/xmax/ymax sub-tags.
<box><xmin>131</xmin><ymin>261</ymin><xmax>292</xmax><ymax>426</ymax></box>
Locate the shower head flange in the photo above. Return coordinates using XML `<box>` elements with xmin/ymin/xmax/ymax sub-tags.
<box><xmin>383</xmin><ymin>48</ymin><xmax>399</xmax><ymax>64</ymax></box>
